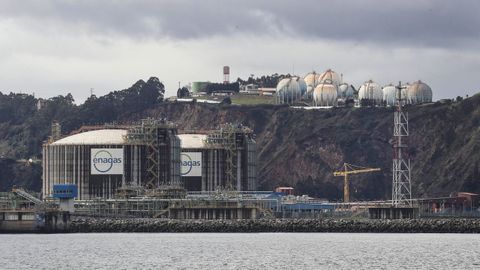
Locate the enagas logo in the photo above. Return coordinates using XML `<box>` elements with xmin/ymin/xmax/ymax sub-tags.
<box><xmin>181</xmin><ymin>153</ymin><xmax>201</xmax><ymax>176</ymax></box>
<box><xmin>92</xmin><ymin>150</ymin><xmax>122</xmax><ymax>173</ymax></box>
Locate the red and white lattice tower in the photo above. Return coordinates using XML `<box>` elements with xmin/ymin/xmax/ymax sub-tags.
<box><xmin>392</xmin><ymin>81</ymin><xmax>412</xmax><ymax>206</ymax></box>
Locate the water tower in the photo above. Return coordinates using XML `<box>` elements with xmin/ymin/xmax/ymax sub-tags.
<box><xmin>223</xmin><ymin>66</ymin><xmax>230</xmax><ymax>84</ymax></box>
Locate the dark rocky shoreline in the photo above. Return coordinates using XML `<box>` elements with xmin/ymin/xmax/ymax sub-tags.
<box><xmin>68</xmin><ymin>218</ymin><xmax>480</xmax><ymax>233</ymax></box>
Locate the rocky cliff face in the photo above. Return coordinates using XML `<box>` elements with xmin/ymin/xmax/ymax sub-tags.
<box><xmin>125</xmin><ymin>95</ymin><xmax>480</xmax><ymax>200</ymax></box>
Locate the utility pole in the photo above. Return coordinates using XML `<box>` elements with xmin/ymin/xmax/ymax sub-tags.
<box><xmin>392</xmin><ymin>81</ymin><xmax>412</xmax><ymax>206</ymax></box>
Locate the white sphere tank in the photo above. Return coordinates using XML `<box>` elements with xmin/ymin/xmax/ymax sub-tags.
<box><xmin>313</xmin><ymin>82</ymin><xmax>338</xmax><ymax>106</ymax></box>
<box><xmin>304</xmin><ymin>72</ymin><xmax>321</xmax><ymax>98</ymax></box>
<box><xmin>404</xmin><ymin>82</ymin><xmax>411</xmax><ymax>96</ymax></box>
<box><xmin>297</xmin><ymin>77</ymin><xmax>307</xmax><ymax>96</ymax></box>
<box><xmin>319</xmin><ymin>69</ymin><xmax>342</xmax><ymax>96</ymax></box>
<box><xmin>318</xmin><ymin>69</ymin><xmax>341</xmax><ymax>85</ymax></box>
<box><xmin>406</xmin><ymin>80</ymin><xmax>433</xmax><ymax>104</ymax></box>
<box><xmin>339</xmin><ymin>83</ymin><xmax>355</xmax><ymax>99</ymax></box>
<box><xmin>383</xmin><ymin>84</ymin><xmax>408</xmax><ymax>106</ymax></box>
<box><xmin>359</xmin><ymin>80</ymin><xmax>383</xmax><ymax>104</ymax></box>
<box><xmin>383</xmin><ymin>84</ymin><xmax>396</xmax><ymax>106</ymax></box>
<box><xmin>276</xmin><ymin>77</ymin><xmax>303</xmax><ymax>103</ymax></box>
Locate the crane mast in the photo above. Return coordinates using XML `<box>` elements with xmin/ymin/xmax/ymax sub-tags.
<box><xmin>333</xmin><ymin>163</ymin><xmax>381</xmax><ymax>203</ymax></box>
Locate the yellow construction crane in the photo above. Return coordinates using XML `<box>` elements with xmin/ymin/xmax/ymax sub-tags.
<box><xmin>333</xmin><ymin>163</ymin><xmax>381</xmax><ymax>203</ymax></box>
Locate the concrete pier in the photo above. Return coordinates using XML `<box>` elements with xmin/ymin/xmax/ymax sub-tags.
<box><xmin>168</xmin><ymin>200</ymin><xmax>259</xmax><ymax>219</ymax></box>
<box><xmin>0</xmin><ymin>210</ymin><xmax>70</xmax><ymax>233</ymax></box>
<box><xmin>368</xmin><ymin>207</ymin><xmax>419</xmax><ymax>219</ymax></box>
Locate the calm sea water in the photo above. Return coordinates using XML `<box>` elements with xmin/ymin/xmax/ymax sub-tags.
<box><xmin>1</xmin><ymin>233</ymin><xmax>479</xmax><ymax>269</ymax></box>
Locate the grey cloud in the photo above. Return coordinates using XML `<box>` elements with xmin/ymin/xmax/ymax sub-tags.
<box><xmin>1</xmin><ymin>0</ymin><xmax>479</xmax><ymax>48</ymax></box>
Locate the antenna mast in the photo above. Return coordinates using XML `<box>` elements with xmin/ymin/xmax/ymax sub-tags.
<box><xmin>392</xmin><ymin>81</ymin><xmax>412</xmax><ymax>206</ymax></box>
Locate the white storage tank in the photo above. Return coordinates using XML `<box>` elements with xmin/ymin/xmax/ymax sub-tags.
<box><xmin>276</xmin><ymin>77</ymin><xmax>305</xmax><ymax>104</ymax></box>
<box><xmin>406</xmin><ymin>80</ymin><xmax>433</xmax><ymax>104</ymax></box>
<box><xmin>339</xmin><ymin>83</ymin><xmax>355</xmax><ymax>99</ymax></box>
<box><xmin>383</xmin><ymin>84</ymin><xmax>408</xmax><ymax>106</ymax></box>
<box><xmin>297</xmin><ymin>77</ymin><xmax>307</xmax><ymax>97</ymax></box>
<box><xmin>304</xmin><ymin>72</ymin><xmax>321</xmax><ymax>98</ymax></box>
<box><xmin>383</xmin><ymin>84</ymin><xmax>396</xmax><ymax>106</ymax></box>
<box><xmin>319</xmin><ymin>69</ymin><xmax>342</xmax><ymax>96</ymax></box>
<box><xmin>359</xmin><ymin>80</ymin><xmax>383</xmax><ymax>105</ymax></box>
<box><xmin>318</xmin><ymin>69</ymin><xmax>341</xmax><ymax>86</ymax></box>
<box><xmin>313</xmin><ymin>81</ymin><xmax>338</xmax><ymax>106</ymax></box>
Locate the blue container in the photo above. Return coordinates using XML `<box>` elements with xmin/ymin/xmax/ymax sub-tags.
<box><xmin>53</xmin><ymin>184</ymin><xmax>78</xmax><ymax>199</ymax></box>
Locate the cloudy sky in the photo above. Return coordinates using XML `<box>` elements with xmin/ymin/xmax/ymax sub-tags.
<box><xmin>0</xmin><ymin>0</ymin><xmax>479</xmax><ymax>102</ymax></box>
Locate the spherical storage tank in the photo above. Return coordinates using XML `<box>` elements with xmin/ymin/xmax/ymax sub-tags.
<box><xmin>319</xmin><ymin>69</ymin><xmax>341</xmax><ymax>86</ymax></box>
<box><xmin>313</xmin><ymin>81</ymin><xmax>338</xmax><ymax>106</ymax></box>
<box><xmin>382</xmin><ymin>84</ymin><xmax>408</xmax><ymax>106</ymax></box>
<box><xmin>304</xmin><ymin>72</ymin><xmax>321</xmax><ymax>97</ymax></box>
<box><xmin>383</xmin><ymin>84</ymin><xmax>396</xmax><ymax>106</ymax></box>
<box><xmin>406</xmin><ymin>80</ymin><xmax>432</xmax><ymax>104</ymax></box>
<box><xmin>319</xmin><ymin>69</ymin><xmax>342</xmax><ymax>96</ymax></box>
<box><xmin>339</xmin><ymin>83</ymin><xmax>355</xmax><ymax>99</ymax></box>
<box><xmin>298</xmin><ymin>77</ymin><xmax>307</xmax><ymax>96</ymax></box>
<box><xmin>358</xmin><ymin>80</ymin><xmax>383</xmax><ymax>104</ymax></box>
<box><xmin>276</xmin><ymin>77</ymin><xmax>306</xmax><ymax>103</ymax></box>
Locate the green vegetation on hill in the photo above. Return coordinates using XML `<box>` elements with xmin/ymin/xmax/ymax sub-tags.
<box><xmin>236</xmin><ymin>73</ymin><xmax>289</xmax><ymax>88</ymax></box>
<box><xmin>0</xmin><ymin>158</ymin><xmax>41</xmax><ymax>192</ymax></box>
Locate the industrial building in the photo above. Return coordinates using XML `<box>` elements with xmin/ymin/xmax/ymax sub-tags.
<box><xmin>178</xmin><ymin>125</ymin><xmax>257</xmax><ymax>192</ymax></box>
<box><xmin>42</xmin><ymin>120</ymin><xmax>257</xmax><ymax>200</ymax></box>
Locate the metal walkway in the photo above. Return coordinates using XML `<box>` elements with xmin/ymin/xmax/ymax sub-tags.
<box><xmin>12</xmin><ymin>188</ymin><xmax>43</xmax><ymax>205</ymax></box>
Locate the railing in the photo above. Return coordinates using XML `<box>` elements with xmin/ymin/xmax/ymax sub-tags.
<box><xmin>11</xmin><ymin>188</ymin><xmax>43</xmax><ymax>205</ymax></box>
